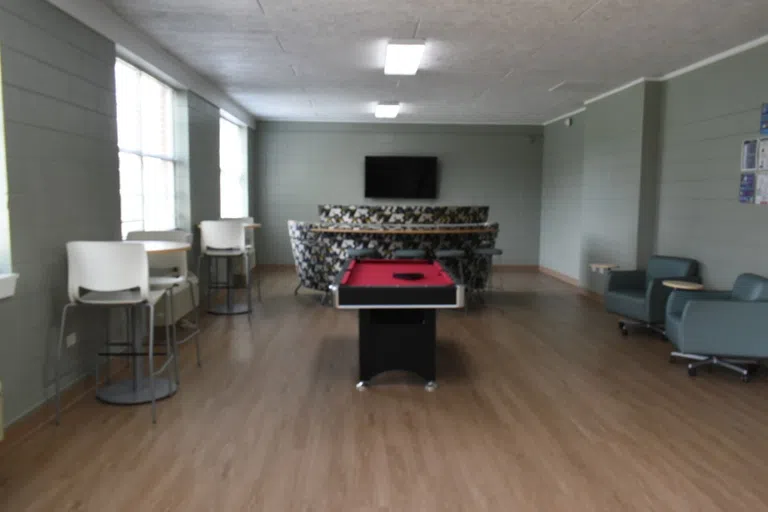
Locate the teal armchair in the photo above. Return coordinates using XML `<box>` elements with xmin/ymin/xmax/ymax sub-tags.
<box><xmin>666</xmin><ymin>273</ymin><xmax>768</xmax><ymax>381</ymax></box>
<box><xmin>604</xmin><ymin>255</ymin><xmax>700</xmax><ymax>336</ymax></box>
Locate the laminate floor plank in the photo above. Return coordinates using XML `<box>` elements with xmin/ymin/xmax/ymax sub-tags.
<box><xmin>1</xmin><ymin>270</ymin><xmax>767</xmax><ymax>511</ymax></box>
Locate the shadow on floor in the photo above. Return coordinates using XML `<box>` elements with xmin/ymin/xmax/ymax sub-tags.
<box><xmin>466</xmin><ymin>291</ymin><xmax>566</xmax><ymax>312</ymax></box>
<box><xmin>312</xmin><ymin>335</ymin><xmax>472</xmax><ymax>388</ymax></box>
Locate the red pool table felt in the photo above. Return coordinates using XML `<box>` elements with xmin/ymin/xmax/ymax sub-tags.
<box><xmin>341</xmin><ymin>259</ymin><xmax>454</xmax><ymax>287</ymax></box>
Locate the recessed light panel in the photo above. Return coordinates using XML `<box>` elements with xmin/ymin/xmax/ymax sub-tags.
<box><xmin>375</xmin><ymin>102</ymin><xmax>400</xmax><ymax>118</ymax></box>
<box><xmin>384</xmin><ymin>41</ymin><xmax>425</xmax><ymax>75</ymax></box>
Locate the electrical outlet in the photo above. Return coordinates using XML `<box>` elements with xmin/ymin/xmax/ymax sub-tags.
<box><xmin>66</xmin><ymin>333</ymin><xmax>77</xmax><ymax>348</ymax></box>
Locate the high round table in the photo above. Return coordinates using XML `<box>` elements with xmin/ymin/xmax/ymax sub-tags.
<box><xmin>95</xmin><ymin>239</ymin><xmax>191</xmax><ymax>406</ymax></box>
<box><xmin>131</xmin><ymin>240</ymin><xmax>191</xmax><ymax>254</ymax></box>
<box><xmin>197</xmin><ymin>222</ymin><xmax>262</xmax><ymax>230</ymax></box>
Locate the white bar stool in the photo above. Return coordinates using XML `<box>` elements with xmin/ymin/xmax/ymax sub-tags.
<box><xmin>199</xmin><ymin>220</ymin><xmax>252</xmax><ymax>315</ymax></box>
<box><xmin>222</xmin><ymin>216</ymin><xmax>261</xmax><ymax>302</ymax></box>
<box><xmin>55</xmin><ymin>241</ymin><xmax>175</xmax><ymax>424</ymax></box>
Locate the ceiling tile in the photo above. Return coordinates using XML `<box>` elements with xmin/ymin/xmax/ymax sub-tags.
<box><xmin>102</xmin><ymin>0</ymin><xmax>768</xmax><ymax>123</ymax></box>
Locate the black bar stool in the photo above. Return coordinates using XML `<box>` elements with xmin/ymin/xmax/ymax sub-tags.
<box><xmin>348</xmin><ymin>247</ymin><xmax>380</xmax><ymax>259</ymax></box>
<box><xmin>435</xmin><ymin>248</ymin><xmax>467</xmax><ymax>312</ymax></box>
<box><xmin>393</xmin><ymin>249</ymin><xmax>427</xmax><ymax>259</ymax></box>
<box><xmin>473</xmin><ymin>247</ymin><xmax>504</xmax><ymax>298</ymax></box>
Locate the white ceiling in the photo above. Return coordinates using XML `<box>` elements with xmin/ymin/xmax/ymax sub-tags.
<box><xmin>100</xmin><ymin>0</ymin><xmax>768</xmax><ymax>124</ymax></box>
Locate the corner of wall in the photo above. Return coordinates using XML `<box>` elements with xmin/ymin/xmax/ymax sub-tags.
<box><xmin>636</xmin><ymin>81</ymin><xmax>664</xmax><ymax>268</ymax></box>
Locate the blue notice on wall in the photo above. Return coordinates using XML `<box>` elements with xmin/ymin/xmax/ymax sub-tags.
<box><xmin>740</xmin><ymin>172</ymin><xmax>756</xmax><ymax>203</ymax></box>
<box><xmin>761</xmin><ymin>103</ymin><xmax>768</xmax><ymax>135</ymax></box>
<box><xmin>743</xmin><ymin>139</ymin><xmax>758</xmax><ymax>170</ymax></box>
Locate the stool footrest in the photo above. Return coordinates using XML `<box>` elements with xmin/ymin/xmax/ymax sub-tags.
<box><xmin>435</xmin><ymin>250</ymin><xmax>466</xmax><ymax>258</ymax></box>
<box><xmin>98</xmin><ymin>350</ymin><xmax>171</xmax><ymax>357</ymax></box>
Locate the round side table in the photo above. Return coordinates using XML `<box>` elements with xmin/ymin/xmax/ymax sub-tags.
<box><xmin>589</xmin><ymin>263</ymin><xmax>618</xmax><ymax>274</ymax></box>
<box><xmin>662</xmin><ymin>280</ymin><xmax>703</xmax><ymax>291</ymax></box>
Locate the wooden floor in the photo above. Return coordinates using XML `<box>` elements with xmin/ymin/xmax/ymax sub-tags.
<box><xmin>2</xmin><ymin>269</ymin><xmax>768</xmax><ymax>511</ymax></box>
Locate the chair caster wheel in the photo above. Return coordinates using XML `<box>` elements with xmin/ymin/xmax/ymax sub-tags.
<box><xmin>356</xmin><ymin>381</ymin><xmax>368</xmax><ymax>391</ymax></box>
<box><xmin>741</xmin><ymin>374</ymin><xmax>751</xmax><ymax>383</ymax></box>
<box><xmin>621</xmin><ymin>327</ymin><xmax>629</xmax><ymax>337</ymax></box>
<box><xmin>618</xmin><ymin>321</ymin><xmax>625</xmax><ymax>330</ymax></box>
<box><xmin>687</xmin><ymin>366</ymin><xmax>697</xmax><ymax>377</ymax></box>
<box><xmin>425</xmin><ymin>381</ymin><xmax>438</xmax><ymax>392</ymax></box>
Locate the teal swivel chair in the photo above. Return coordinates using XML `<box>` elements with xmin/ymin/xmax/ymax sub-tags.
<box><xmin>603</xmin><ymin>255</ymin><xmax>700</xmax><ymax>336</ymax></box>
<box><xmin>666</xmin><ymin>273</ymin><xmax>768</xmax><ymax>381</ymax></box>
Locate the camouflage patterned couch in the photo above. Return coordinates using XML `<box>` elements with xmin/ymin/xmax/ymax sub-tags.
<box><xmin>318</xmin><ymin>204</ymin><xmax>489</xmax><ymax>224</ymax></box>
<box><xmin>289</xmin><ymin>205</ymin><xmax>499</xmax><ymax>294</ymax></box>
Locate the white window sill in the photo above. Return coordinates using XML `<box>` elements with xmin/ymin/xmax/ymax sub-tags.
<box><xmin>0</xmin><ymin>273</ymin><xmax>18</xmax><ymax>300</ymax></box>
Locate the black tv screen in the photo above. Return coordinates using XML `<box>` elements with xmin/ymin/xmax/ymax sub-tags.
<box><xmin>364</xmin><ymin>156</ymin><xmax>438</xmax><ymax>199</ymax></box>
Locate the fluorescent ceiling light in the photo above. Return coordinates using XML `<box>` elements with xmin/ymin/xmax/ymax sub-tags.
<box><xmin>375</xmin><ymin>102</ymin><xmax>400</xmax><ymax>118</ymax></box>
<box><xmin>384</xmin><ymin>41</ymin><xmax>425</xmax><ymax>75</ymax></box>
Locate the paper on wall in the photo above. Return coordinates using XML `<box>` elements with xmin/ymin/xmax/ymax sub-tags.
<box><xmin>739</xmin><ymin>172</ymin><xmax>755</xmax><ymax>203</ymax></box>
<box><xmin>742</xmin><ymin>140</ymin><xmax>758</xmax><ymax>171</ymax></box>
<box><xmin>761</xmin><ymin>103</ymin><xmax>768</xmax><ymax>135</ymax></box>
<box><xmin>759</xmin><ymin>138</ymin><xmax>768</xmax><ymax>171</ymax></box>
<box><xmin>755</xmin><ymin>173</ymin><xmax>768</xmax><ymax>204</ymax></box>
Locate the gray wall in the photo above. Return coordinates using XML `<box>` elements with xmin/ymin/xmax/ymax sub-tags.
<box><xmin>187</xmin><ymin>92</ymin><xmax>220</xmax><ymax>269</ymax></box>
<box><xmin>540</xmin><ymin>114</ymin><xmax>584</xmax><ymax>280</ymax></box>
<box><xmin>657</xmin><ymin>43</ymin><xmax>768</xmax><ymax>289</ymax></box>
<box><xmin>0</xmin><ymin>0</ymin><xmax>120</xmax><ymax>424</ymax></box>
<box><xmin>256</xmin><ymin>122</ymin><xmax>543</xmax><ymax>265</ymax></box>
<box><xmin>540</xmin><ymin>82</ymin><xmax>662</xmax><ymax>290</ymax></box>
<box><xmin>580</xmin><ymin>84</ymin><xmax>648</xmax><ymax>291</ymax></box>
<box><xmin>188</xmin><ymin>92</ymin><xmax>221</xmax><ymax>227</ymax></box>
<box><xmin>0</xmin><ymin>1</ymin><xmax>252</xmax><ymax>429</ymax></box>
<box><xmin>636</xmin><ymin>82</ymin><xmax>663</xmax><ymax>269</ymax></box>
<box><xmin>540</xmin><ymin>44</ymin><xmax>768</xmax><ymax>293</ymax></box>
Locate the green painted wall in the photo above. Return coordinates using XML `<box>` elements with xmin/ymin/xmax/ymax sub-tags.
<box><xmin>541</xmin><ymin>81</ymin><xmax>663</xmax><ymax>290</ymax></box>
<box><xmin>541</xmin><ymin>42</ymin><xmax>768</xmax><ymax>292</ymax></box>
<box><xmin>540</xmin><ymin>114</ymin><xmax>584</xmax><ymax>280</ymax></box>
<box><xmin>256</xmin><ymin>122</ymin><xmax>544</xmax><ymax>266</ymax></box>
<box><xmin>657</xmin><ymin>43</ymin><xmax>768</xmax><ymax>289</ymax></box>
<box><xmin>0</xmin><ymin>0</ymin><xmax>119</xmax><ymax>425</ymax></box>
<box><xmin>637</xmin><ymin>82</ymin><xmax>663</xmax><ymax>269</ymax></box>
<box><xmin>580</xmin><ymin>83</ymin><xmax>648</xmax><ymax>291</ymax></box>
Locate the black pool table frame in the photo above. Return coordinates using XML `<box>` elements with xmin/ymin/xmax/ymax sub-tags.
<box><xmin>329</xmin><ymin>259</ymin><xmax>465</xmax><ymax>391</ymax></box>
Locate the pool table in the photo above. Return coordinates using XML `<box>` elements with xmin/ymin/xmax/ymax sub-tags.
<box><xmin>329</xmin><ymin>259</ymin><xmax>465</xmax><ymax>391</ymax></box>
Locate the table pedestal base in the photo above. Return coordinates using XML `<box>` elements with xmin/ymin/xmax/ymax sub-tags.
<box><xmin>96</xmin><ymin>378</ymin><xmax>177</xmax><ymax>405</ymax></box>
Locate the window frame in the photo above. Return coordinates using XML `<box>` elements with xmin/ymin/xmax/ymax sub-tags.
<box><xmin>0</xmin><ymin>45</ymin><xmax>16</xmax><ymax>276</ymax></box>
<box><xmin>115</xmin><ymin>58</ymin><xmax>177</xmax><ymax>239</ymax></box>
<box><xmin>219</xmin><ymin>114</ymin><xmax>249</xmax><ymax>220</ymax></box>
<box><xmin>0</xmin><ymin>46</ymin><xmax>13</xmax><ymax>280</ymax></box>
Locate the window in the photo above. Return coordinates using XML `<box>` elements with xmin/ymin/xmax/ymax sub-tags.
<box><xmin>115</xmin><ymin>59</ymin><xmax>176</xmax><ymax>239</ymax></box>
<box><xmin>219</xmin><ymin>116</ymin><xmax>248</xmax><ymax>219</ymax></box>
<box><xmin>0</xmin><ymin>48</ymin><xmax>12</xmax><ymax>274</ymax></box>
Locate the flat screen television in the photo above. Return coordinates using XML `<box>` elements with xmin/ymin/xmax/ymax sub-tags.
<box><xmin>364</xmin><ymin>156</ymin><xmax>438</xmax><ymax>199</ymax></box>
